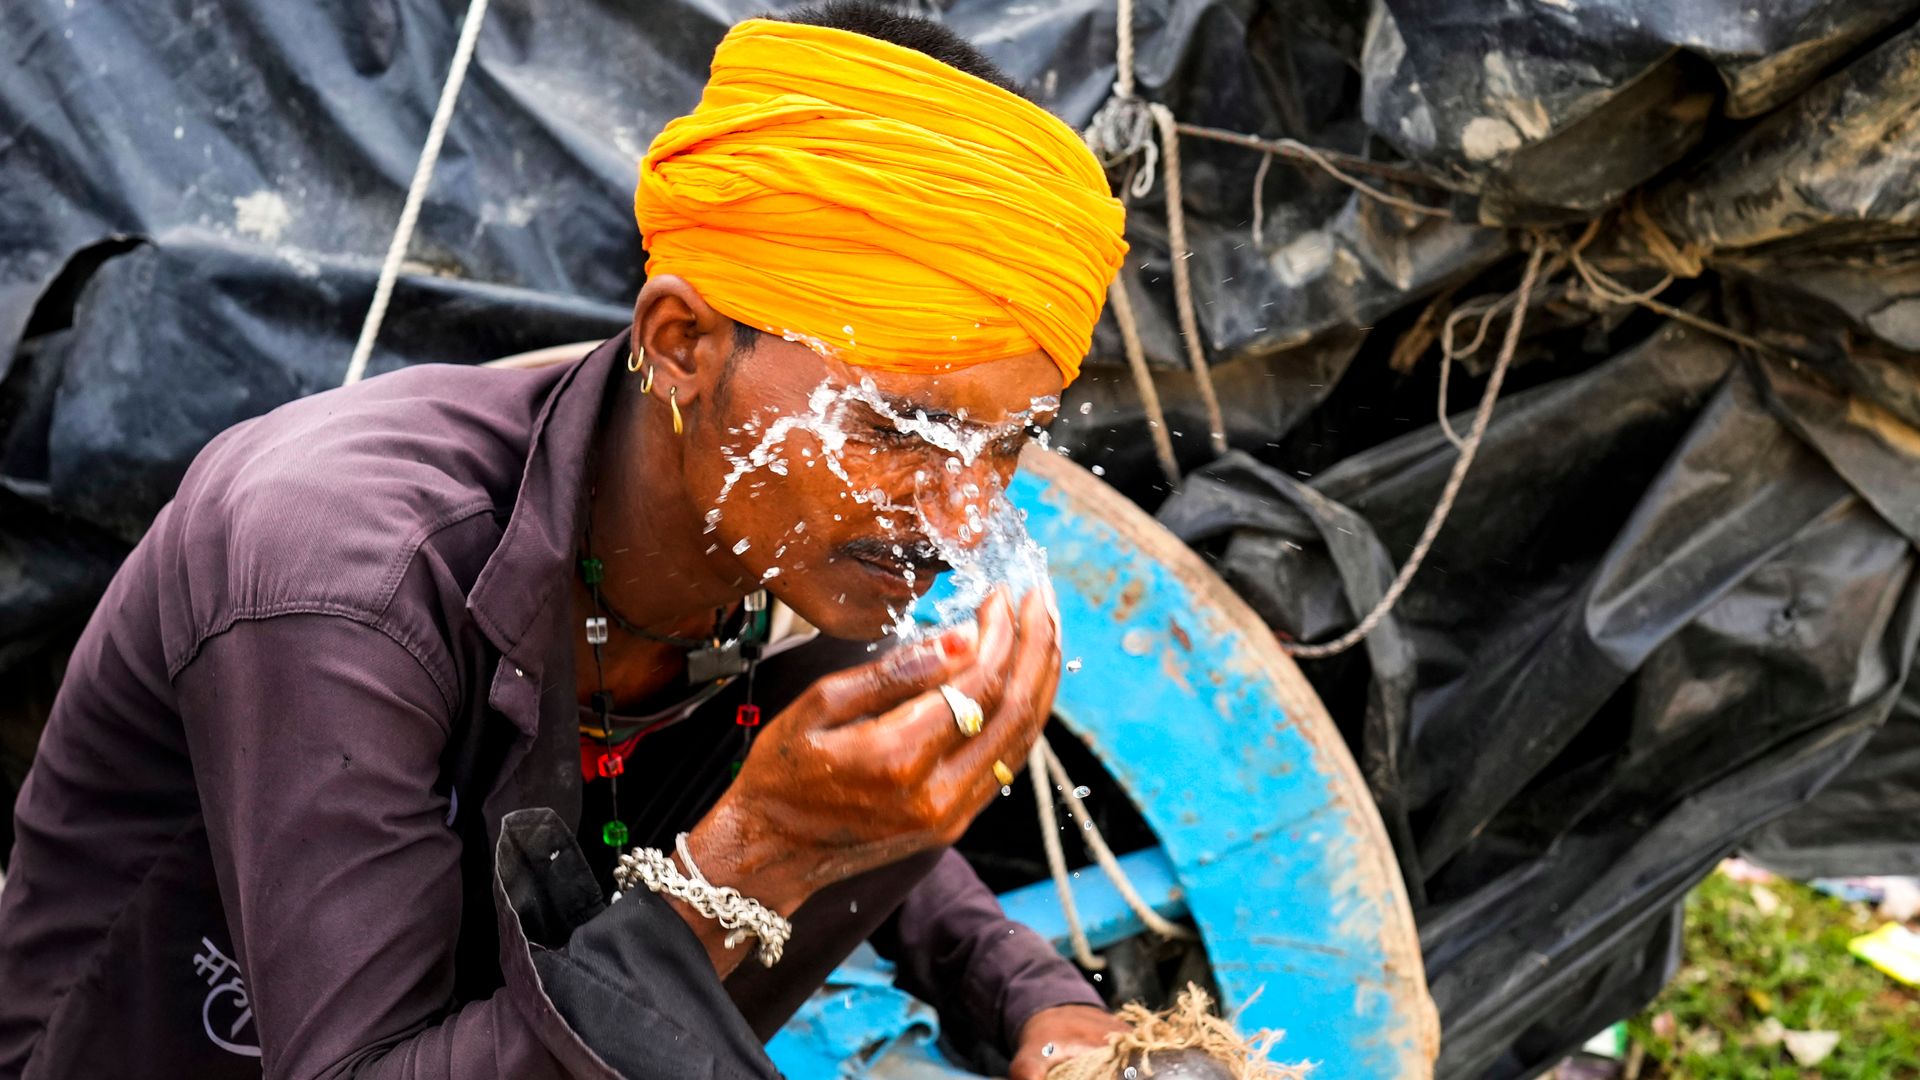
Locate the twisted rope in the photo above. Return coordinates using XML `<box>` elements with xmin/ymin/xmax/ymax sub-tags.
<box><xmin>1282</xmin><ymin>239</ymin><xmax>1548</xmax><ymax>659</ymax></box>
<box><xmin>343</xmin><ymin>0</ymin><xmax>492</xmax><ymax>386</ymax></box>
<box><xmin>1031</xmin><ymin>741</ymin><xmax>1107</xmax><ymax>970</ymax></box>
<box><xmin>1108</xmin><ymin>273</ymin><xmax>1183</xmax><ymax>486</ymax></box>
<box><xmin>1150</xmin><ymin>102</ymin><xmax>1230</xmax><ymax>457</ymax></box>
<box><xmin>1041</xmin><ymin>740</ymin><xmax>1195</xmax><ymax>942</ymax></box>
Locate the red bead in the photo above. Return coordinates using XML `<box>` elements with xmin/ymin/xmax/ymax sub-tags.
<box><xmin>596</xmin><ymin>753</ymin><xmax>625</xmax><ymax>778</ymax></box>
<box><xmin>735</xmin><ymin>704</ymin><xmax>761</xmax><ymax>727</ymax></box>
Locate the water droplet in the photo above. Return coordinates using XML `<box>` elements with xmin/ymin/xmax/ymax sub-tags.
<box><xmin>1091</xmin><ymin>465</ymin><xmax>1106</xmax><ymax>477</ymax></box>
<box><xmin>1125</xmin><ymin>1068</ymin><xmax>1138</xmax><ymax>1079</ymax></box>
<box><xmin>1093</xmin><ymin>972</ymin><xmax>1103</xmax><ymax>982</ymax></box>
<box><xmin>1042</xmin><ymin>1044</ymin><xmax>1056</xmax><ymax>1059</ymax></box>
<box><xmin>761</xmin><ymin>567</ymin><xmax>781</xmax><ymax>581</ymax></box>
<box><xmin>1065</xmin><ymin>658</ymin><xmax>1083</xmax><ymax>673</ymax></box>
<box><xmin>944</xmin><ymin>457</ymin><xmax>963</xmax><ymax>474</ymax></box>
<box><xmin>1078</xmin><ymin>402</ymin><xmax>1093</xmax><ymax>415</ymax></box>
<box><xmin>849</xmin><ymin>900</ymin><xmax>859</xmax><ymax>913</ymax></box>
<box><xmin>732</xmin><ymin>538</ymin><xmax>751</xmax><ymax>555</ymax></box>
<box><xmin>1072</xmin><ymin>785</ymin><xmax>1090</xmax><ymax>799</ymax></box>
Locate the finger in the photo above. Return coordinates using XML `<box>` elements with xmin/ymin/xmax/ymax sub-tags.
<box><xmin>856</xmin><ymin>587</ymin><xmax>1018</xmax><ymax>760</ymax></box>
<box><xmin>946</xmin><ymin>584</ymin><xmax>1060</xmax><ymax>791</ymax></box>
<box><xmin>826</xmin><ymin>686</ymin><xmax>967</xmax><ymax>786</ymax></box>
<box><xmin>948</xmin><ymin>587</ymin><xmax>1019</xmax><ymax>722</ymax></box>
<box><xmin>806</xmin><ymin>618</ymin><xmax>979</xmax><ymax>727</ymax></box>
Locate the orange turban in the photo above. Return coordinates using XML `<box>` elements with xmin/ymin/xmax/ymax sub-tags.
<box><xmin>635</xmin><ymin>19</ymin><xmax>1127</xmax><ymax>386</ymax></box>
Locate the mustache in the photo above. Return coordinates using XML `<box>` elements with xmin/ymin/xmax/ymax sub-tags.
<box><xmin>839</xmin><ymin>536</ymin><xmax>950</xmax><ymax>576</ymax></box>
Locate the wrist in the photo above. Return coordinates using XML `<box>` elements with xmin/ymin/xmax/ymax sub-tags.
<box><xmin>685</xmin><ymin>795</ymin><xmax>813</xmax><ymax>918</ymax></box>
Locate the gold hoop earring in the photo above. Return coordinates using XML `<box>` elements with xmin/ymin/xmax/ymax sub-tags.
<box><xmin>640</xmin><ymin>365</ymin><xmax>655</xmax><ymax>395</ymax></box>
<box><xmin>626</xmin><ymin>347</ymin><xmax>644</xmax><ymax>374</ymax></box>
<box><xmin>669</xmin><ymin>386</ymin><xmax>683</xmax><ymax>436</ymax></box>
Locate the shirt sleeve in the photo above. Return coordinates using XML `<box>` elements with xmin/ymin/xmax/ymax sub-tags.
<box><xmin>175</xmin><ymin>612</ymin><xmax>776</xmax><ymax>1080</ymax></box>
<box><xmin>871</xmin><ymin>848</ymin><xmax>1105</xmax><ymax>1055</ymax></box>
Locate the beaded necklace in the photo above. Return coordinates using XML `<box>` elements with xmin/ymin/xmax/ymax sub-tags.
<box><xmin>575</xmin><ymin>519</ymin><xmax>769</xmax><ymax>848</ymax></box>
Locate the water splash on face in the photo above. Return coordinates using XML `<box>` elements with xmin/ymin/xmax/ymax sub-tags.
<box><xmin>876</xmin><ymin>488</ymin><xmax>1052</xmax><ymax>641</ymax></box>
<box><xmin>704</xmin><ymin>375</ymin><xmax>1057</xmax><ymax>638</ymax></box>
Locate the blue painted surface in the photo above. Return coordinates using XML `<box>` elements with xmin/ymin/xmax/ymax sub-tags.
<box><xmin>770</xmin><ymin>463</ymin><xmax>1427</xmax><ymax>1079</ymax></box>
<box><xmin>1018</xmin><ymin>465</ymin><xmax>1422</xmax><ymax>1078</ymax></box>
<box><xmin>766</xmin><ymin>948</ymin><xmax>954</xmax><ymax>1079</ymax></box>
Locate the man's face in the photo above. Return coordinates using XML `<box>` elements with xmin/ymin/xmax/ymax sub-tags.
<box><xmin>685</xmin><ymin>335</ymin><xmax>1062</xmax><ymax>639</ymax></box>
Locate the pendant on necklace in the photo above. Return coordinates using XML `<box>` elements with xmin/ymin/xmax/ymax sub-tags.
<box><xmin>687</xmin><ymin>640</ymin><xmax>750</xmax><ymax>684</ymax></box>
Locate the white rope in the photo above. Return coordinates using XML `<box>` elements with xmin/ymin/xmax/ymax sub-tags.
<box><xmin>1112</xmin><ymin>0</ymin><xmax>1136</xmax><ymax>100</ymax></box>
<box><xmin>1435</xmin><ymin>292</ymin><xmax>1508</xmax><ymax>450</ymax></box>
<box><xmin>1028</xmin><ymin>0</ymin><xmax>1223</xmax><ymax>962</ymax></box>
<box><xmin>1107</xmin><ymin>274</ymin><xmax>1182</xmax><ymax>487</ymax></box>
<box><xmin>1282</xmin><ymin>241</ymin><xmax>1547</xmax><ymax>659</ymax></box>
<box><xmin>1176</xmin><ymin>126</ymin><xmax>1455</xmax><ymax>219</ymax></box>
<box><xmin>1031</xmin><ymin>742</ymin><xmax>1108</xmax><ymax>970</ymax></box>
<box><xmin>1149</xmin><ymin>102</ymin><xmax>1229</xmax><ymax>457</ymax></box>
<box><xmin>1029</xmin><ymin>733</ymin><xmax>1199</xmax><ymax>973</ymax></box>
<box><xmin>1250</xmin><ymin>151</ymin><xmax>1273</xmax><ymax>248</ymax></box>
<box><xmin>342</xmin><ymin>0</ymin><xmax>492</xmax><ymax>387</ymax></box>
<box><xmin>1040</xmin><ymin>740</ymin><xmax>1196</xmax><ymax>941</ymax></box>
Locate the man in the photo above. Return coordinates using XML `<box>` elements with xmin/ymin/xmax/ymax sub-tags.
<box><xmin>0</xmin><ymin>4</ymin><xmax>1132</xmax><ymax>1079</ymax></box>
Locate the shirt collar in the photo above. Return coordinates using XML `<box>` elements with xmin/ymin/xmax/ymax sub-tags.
<box><xmin>466</xmin><ymin>333</ymin><xmax>626</xmax><ymax>670</ymax></box>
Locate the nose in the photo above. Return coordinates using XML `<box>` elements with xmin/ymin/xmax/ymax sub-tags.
<box><xmin>911</xmin><ymin>457</ymin><xmax>1002</xmax><ymax>555</ymax></box>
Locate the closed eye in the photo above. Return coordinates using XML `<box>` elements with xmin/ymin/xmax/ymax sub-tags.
<box><xmin>990</xmin><ymin>424</ymin><xmax>1044</xmax><ymax>458</ymax></box>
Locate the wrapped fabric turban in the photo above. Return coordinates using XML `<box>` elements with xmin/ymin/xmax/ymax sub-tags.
<box><xmin>635</xmin><ymin>18</ymin><xmax>1128</xmax><ymax>386</ymax></box>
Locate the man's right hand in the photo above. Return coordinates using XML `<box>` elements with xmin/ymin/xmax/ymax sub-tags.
<box><xmin>679</xmin><ymin>583</ymin><xmax>1061</xmax><ymax>967</ymax></box>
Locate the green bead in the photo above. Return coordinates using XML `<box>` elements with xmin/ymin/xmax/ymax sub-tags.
<box><xmin>579</xmin><ymin>558</ymin><xmax>605</xmax><ymax>585</ymax></box>
<box><xmin>730</xmin><ymin>760</ymin><xmax>744</xmax><ymax>779</ymax></box>
<box><xmin>602</xmin><ymin>820</ymin><xmax>628</xmax><ymax>848</ymax></box>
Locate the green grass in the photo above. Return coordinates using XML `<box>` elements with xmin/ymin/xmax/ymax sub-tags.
<box><xmin>1625</xmin><ymin>870</ymin><xmax>1920</xmax><ymax>1078</ymax></box>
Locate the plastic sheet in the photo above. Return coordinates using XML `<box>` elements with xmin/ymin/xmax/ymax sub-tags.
<box><xmin>1160</xmin><ymin>332</ymin><xmax>1920</xmax><ymax>1078</ymax></box>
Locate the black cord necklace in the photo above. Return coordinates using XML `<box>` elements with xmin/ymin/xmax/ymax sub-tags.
<box><xmin>576</xmin><ymin>503</ymin><xmax>770</xmax><ymax>848</ymax></box>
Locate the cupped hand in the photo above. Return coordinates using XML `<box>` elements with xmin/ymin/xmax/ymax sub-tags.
<box><xmin>695</xmin><ymin>582</ymin><xmax>1063</xmax><ymax>911</ymax></box>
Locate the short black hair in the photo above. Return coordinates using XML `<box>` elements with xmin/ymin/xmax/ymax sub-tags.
<box><xmin>775</xmin><ymin>2</ymin><xmax>1029</xmax><ymax>100</ymax></box>
<box><xmin>727</xmin><ymin>3</ymin><xmax>1027</xmax><ymax>354</ymax></box>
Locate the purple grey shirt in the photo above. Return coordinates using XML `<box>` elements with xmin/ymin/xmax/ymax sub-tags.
<box><xmin>0</xmin><ymin>335</ymin><xmax>1098</xmax><ymax>1079</ymax></box>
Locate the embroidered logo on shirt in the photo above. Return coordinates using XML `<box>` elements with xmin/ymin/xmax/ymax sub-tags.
<box><xmin>192</xmin><ymin>937</ymin><xmax>262</xmax><ymax>1058</ymax></box>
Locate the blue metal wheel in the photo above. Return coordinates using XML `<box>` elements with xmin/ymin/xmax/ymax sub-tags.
<box><xmin>772</xmin><ymin>449</ymin><xmax>1436</xmax><ymax>1080</ymax></box>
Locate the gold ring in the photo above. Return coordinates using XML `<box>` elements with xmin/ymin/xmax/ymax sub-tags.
<box><xmin>938</xmin><ymin>684</ymin><xmax>984</xmax><ymax>738</ymax></box>
<box><xmin>992</xmin><ymin>759</ymin><xmax>1015</xmax><ymax>786</ymax></box>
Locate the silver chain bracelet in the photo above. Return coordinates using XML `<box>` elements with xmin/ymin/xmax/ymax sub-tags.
<box><xmin>612</xmin><ymin>832</ymin><xmax>792</xmax><ymax>967</ymax></box>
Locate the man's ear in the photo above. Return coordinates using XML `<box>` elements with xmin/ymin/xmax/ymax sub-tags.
<box><xmin>632</xmin><ymin>275</ymin><xmax>731</xmax><ymax>405</ymax></box>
